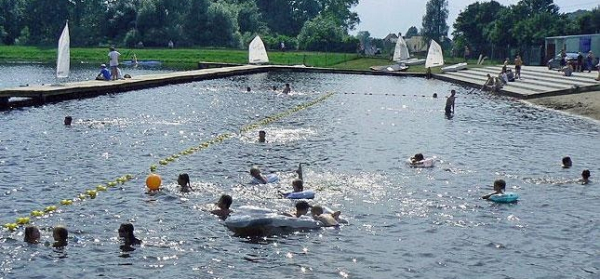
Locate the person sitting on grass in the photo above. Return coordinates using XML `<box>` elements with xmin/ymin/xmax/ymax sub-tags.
<box><xmin>482</xmin><ymin>179</ymin><xmax>506</xmax><ymax>200</ymax></box>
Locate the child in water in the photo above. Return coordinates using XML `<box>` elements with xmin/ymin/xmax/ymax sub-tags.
<box><xmin>311</xmin><ymin>205</ymin><xmax>341</xmax><ymax>227</ymax></box>
<box><xmin>562</xmin><ymin>156</ymin><xmax>572</xmax><ymax>168</ymax></box>
<box><xmin>211</xmin><ymin>194</ymin><xmax>233</xmax><ymax>219</ymax></box>
<box><xmin>281</xmin><ymin>201</ymin><xmax>311</xmax><ymax>218</ymax></box>
<box><xmin>281</xmin><ymin>179</ymin><xmax>304</xmax><ymax>198</ymax></box>
<box><xmin>580</xmin><ymin>169</ymin><xmax>591</xmax><ymax>185</ymax></box>
<box><xmin>258</xmin><ymin>130</ymin><xmax>266</xmax><ymax>143</ymax></box>
<box><xmin>410</xmin><ymin>153</ymin><xmax>425</xmax><ymax>165</ymax></box>
<box><xmin>52</xmin><ymin>226</ymin><xmax>68</xmax><ymax>247</ymax></box>
<box><xmin>24</xmin><ymin>226</ymin><xmax>41</xmax><ymax>244</ymax></box>
<box><xmin>118</xmin><ymin>223</ymin><xmax>141</xmax><ymax>249</ymax></box>
<box><xmin>482</xmin><ymin>179</ymin><xmax>506</xmax><ymax>200</ymax></box>
<box><xmin>177</xmin><ymin>173</ymin><xmax>193</xmax><ymax>193</ymax></box>
<box><xmin>250</xmin><ymin>166</ymin><xmax>267</xmax><ymax>184</ymax></box>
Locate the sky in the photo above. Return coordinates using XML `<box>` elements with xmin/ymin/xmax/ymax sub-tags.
<box><xmin>351</xmin><ymin>0</ymin><xmax>600</xmax><ymax>38</ymax></box>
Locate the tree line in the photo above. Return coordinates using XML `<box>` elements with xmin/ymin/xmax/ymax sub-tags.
<box><xmin>452</xmin><ymin>0</ymin><xmax>600</xmax><ymax>60</ymax></box>
<box><xmin>0</xmin><ymin>0</ymin><xmax>360</xmax><ymax>52</ymax></box>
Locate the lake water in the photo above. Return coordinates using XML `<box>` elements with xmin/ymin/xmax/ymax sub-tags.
<box><xmin>1</xmin><ymin>65</ymin><xmax>600</xmax><ymax>278</ymax></box>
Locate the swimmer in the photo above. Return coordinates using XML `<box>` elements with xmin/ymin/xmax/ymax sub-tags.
<box><xmin>580</xmin><ymin>169</ymin><xmax>591</xmax><ymax>185</ymax></box>
<box><xmin>24</xmin><ymin>226</ymin><xmax>41</xmax><ymax>244</ymax></box>
<box><xmin>177</xmin><ymin>173</ymin><xmax>193</xmax><ymax>193</ymax></box>
<box><xmin>445</xmin><ymin>90</ymin><xmax>456</xmax><ymax>114</ymax></box>
<box><xmin>119</xmin><ymin>223</ymin><xmax>141</xmax><ymax>247</ymax></box>
<box><xmin>311</xmin><ymin>205</ymin><xmax>341</xmax><ymax>227</ymax></box>
<box><xmin>64</xmin><ymin>116</ymin><xmax>73</xmax><ymax>126</ymax></box>
<box><xmin>282</xmin><ymin>201</ymin><xmax>311</xmax><ymax>218</ymax></box>
<box><xmin>410</xmin><ymin>153</ymin><xmax>425</xmax><ymax>165</ymax></box>
<box><xmin>482</xmin><ymin>179</ymin><xmax>506</xmax><ymax>200</ymax></box>
<box><xmin>282</xmin><ymin>83</ymin><xmax>291</xmax><ymax>94</ymax></box>
<box><xmin>281</xmin><ymin>178</ymin><xmax>304</xmax><ymax>198</ymax></box>
<box><xmin>246</xmin><ymin>86</ymin><xmax>251</xmax><ymax>92</ymax></box>
<box><xmin>52</xmin><ymin>226</ymin><xmax>68</xmax><ymax>247</ymax></box>
<box><xmin>258</xmin><ymin>130</ymin><xmax>266</xmax><ymax>143</ymax></box>
<box><xmin>250</xmin><ymin>166</ymin><xmax>267</xmax><ymax>184</ymax></box>
<box><xmin>562</xmin><ymin>156</ymin><xmax>572</xmax><ymax>168</ymax></box>
<box><xmin>272</xmin><ymin>85</ymin><xmax>277</xmax><ymax>91</ymax></box>
<box><xmin>432</xmin><ymin>93</ymin><xmax>438</xmax><ymax>98</ymax></box>
<box><xmin>210</xmin><ymin>194</ymin><xmax>233</xmax><ymax>220</ymax></box>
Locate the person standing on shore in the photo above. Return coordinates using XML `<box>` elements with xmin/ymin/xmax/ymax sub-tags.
<box><xmin>514</xmin><ymin>55</ymin><xmax>523</xmax><ymax>79</ymax></box>
<box><xmin>445</xmin><ymin>90</ymin><xmax>456</xmax><ymax>115</ymax></box>
<box><xmin>108</xmin><ymin>47</ymin><xmax>121</xmax><ymax>81</ymax></box>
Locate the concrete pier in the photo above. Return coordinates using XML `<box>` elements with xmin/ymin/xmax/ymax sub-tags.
<box><xmin>434</xmin><ymin>65</ymin><xmax>600</xmax><ymax>99</ymax></box>
<box><xmin>0</xmin><ymin>65</ymin><xmax>423</xmax><ymax>109</ymax></box>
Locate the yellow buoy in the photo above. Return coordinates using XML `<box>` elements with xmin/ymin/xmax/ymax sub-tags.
<box><xmin>31</xmin><ymin>210</ymin><xmax>44</xmax><ymax>217</ymax></box>
<box><xmin>86</xmin><ymin>189</ymin><xmax>97</xmax><ymax>199</ymax></box>
<box><xmin>107</xmin><ymin>181</ymin><xmax>117</xmax><ymax>187</ymax></box>
<box><xmin>16</xmin><ymin>217</ymin><xmax>30</xmax><ymax>225</ymax></box>
<box><xmin>146</xmin><ymin>173</ymin><xmax>162</xmax><ymax>191</ymax></box>
<box><xmin>60</xmin><ymin>199</ymin><xmax>73</xmax><ymax>205</ymax></box>
<box><xmin>3</xmin><ymin>223</ymin><xmax>18</xmax><ymax>231</ymax></box>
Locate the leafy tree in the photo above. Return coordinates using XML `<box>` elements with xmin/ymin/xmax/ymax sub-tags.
<box><xmin>405</xmin><ymin>26</ymin><xmax>419</xmax><ymax>38</ymax></box>
<box><xmin>452</xmin><ymin>1</ymin><xmax>504</xmax><ymax>55</ymax></box>
<box><xmin>0</xmin><ymin>0</ymin><xmax>25</xmax><ymax>45</ymax></box>
<box><xmin>574</xmin><ymin>7</ymin><xmax>600</xmax><ymax>34</ymax></box>
<box><xmin>183</xmin><ymin>0</ymin><xmax>211</xmax><ymax>45</ymax></box>
<box><xmin>24</xmin><ymin>0</ymin><xmax>70</xmax><ymax>45</ymax></box>
<box><xmin>204</xmin><ymin>1</ymin><xmax>240</xmax><ymax>47</ymax></box>
<box><xmin>422</xmin><ymin>0</ymin><xmax>449</xmax><ymax>45</ymax></box>
<box><xmin>297</xmin><ymin>15</ymin><xmax>345</xmax><ymax>51</ymax></box>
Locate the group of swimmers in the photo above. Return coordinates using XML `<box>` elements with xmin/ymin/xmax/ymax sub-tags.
<box><xmin>22</xmin><ymin>223</ymin><xmax>141</xmax><ymax>252</ymax></box>
<box><xmin>246</xmin><ymin>84</ymin><xmax>292</xmax><ymax>94</ymax></box>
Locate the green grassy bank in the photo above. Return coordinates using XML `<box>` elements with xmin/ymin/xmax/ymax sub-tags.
<box><xmin>0</xmin><ymin>45</ymin><xmax>497</xmax><ymax>72</ymax></box>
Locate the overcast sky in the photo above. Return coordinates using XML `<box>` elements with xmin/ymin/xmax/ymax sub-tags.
<box><xmin>351</xmin><ymin>0</ymin><xmax>600</xmax><ymax>38</ymax></box>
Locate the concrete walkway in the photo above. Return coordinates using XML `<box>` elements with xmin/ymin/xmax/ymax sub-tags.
<box><xmin>434</xmin><ymin>65</ymin><xmax>600</xmax><ymax>99</ymax></box>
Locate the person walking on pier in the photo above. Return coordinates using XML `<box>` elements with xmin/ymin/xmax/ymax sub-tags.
<box><xmin>108</xmin><ymin>47</ymin><xmax>121</xmax><ymax>81</ymax></box>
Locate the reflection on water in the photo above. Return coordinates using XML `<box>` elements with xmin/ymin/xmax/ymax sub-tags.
<box><xmin>1</xmin><ymin>66</ymin><xmax>600</xmax><ymax>278</ymax></box>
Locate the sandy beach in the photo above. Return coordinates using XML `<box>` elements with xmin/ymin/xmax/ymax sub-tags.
<box><xmin>527</xmin><ymin>90</ymin><xmax>600</xmax><ymax>121</ymax></box>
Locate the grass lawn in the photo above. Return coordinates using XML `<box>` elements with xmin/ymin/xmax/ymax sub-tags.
<box><xmin>0</xmin><ymin>45</ymin><xmax>502</xmax><ymax>72</ymax></box>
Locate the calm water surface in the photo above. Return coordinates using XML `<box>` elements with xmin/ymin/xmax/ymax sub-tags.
<box><xmin>1</xmin><ymin>65</ymin><xmax>600</xmax><ymax>278</ymax></box>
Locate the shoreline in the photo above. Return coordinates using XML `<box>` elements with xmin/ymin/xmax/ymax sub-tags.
<box><xmin>526</xmin><ymin>90</ymin><xmax>600</xmax><ymax>121</ymax></box>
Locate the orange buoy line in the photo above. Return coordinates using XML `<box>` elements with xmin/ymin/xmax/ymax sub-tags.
<box><xmin>3</xmin><ymin>93</ymin><xmax>334</xmax><ymax>231</ymax></box>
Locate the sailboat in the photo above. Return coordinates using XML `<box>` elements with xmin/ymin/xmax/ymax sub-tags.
<box><xmin>425</xmin><ymin>39</ymin><xmax>444</xmax><ymax>69</ymax></box>
<box><xmin>248</xmin><ymin>35</ymin><xmax>269</xmax><ymax>64</ymax></box>
<box><xmin>394</xmin><ymin>36</ymin><xmax>425</xmax><ymax>66</ymax></box>
<box><xmin>56</xmin><ymin>21</ymin><xmax>70</xmax><ymax>78</ymax></box>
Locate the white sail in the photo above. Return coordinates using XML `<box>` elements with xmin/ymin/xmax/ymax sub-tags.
<box><xmin>392</xmin><ymin>36</ymin><xmax>410</xmax><ymax>62</ymax></box>
<box><xmin>249</xmin><ymin>35</ymin><xmax>269</xmax><ymax>64</ymax></box>
<box><xmin>425</xmin><ymin>39</ymin><xmax>444</xmax><ymax>68</ymax></box>
<box><xmin>56</xmin><ymin>21</ymin><xmax>70</xmax><ymax>78</ymax></box>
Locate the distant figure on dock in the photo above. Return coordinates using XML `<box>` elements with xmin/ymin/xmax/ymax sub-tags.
<box><xmin>562</xmin><ymin>156</ymin><xmax>572</xmax><ymax>168</ymax></box>
<box><xmin>64</xmin><ymin>116</ymin><xmax>73</xmax><ymax>126</ymax></box>
<box><xmin>514</xmin><ymin>55</ymin><xmax>523</xmax><ymax>79</ymax></box>
<box><xmin>108</xmin><ymin>47</ymin><xmax>121</xmax><ymax>81</ymax></box>
<box><xmin>580</xmin><ymin>169</ymin><xmax>591</xmax><ymax>185</ymax></box>
<box><xmin>282</xmin><ymin>84</ymin><xmax>291</xmax><ymax>94</ymax></box>
<box><xmin>445</xmin><ymin>90</ymin><xmax>456</xmax><ymax>115</ymax></box>
<box><xmin>258</xmin><ymin>130</ymin><xmax>266</xmax><ymax>143</ymax></box>
<box><xmin>482</xmin><ymin>74</ymin><xmax>494</xmax><ymax>91</ymax></box>
<box><xmin>96</xmin><ymin>64</ymin><xmax>111</xmax><ymax>81</ymax></box>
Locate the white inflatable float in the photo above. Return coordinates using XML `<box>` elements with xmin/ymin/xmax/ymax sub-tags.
<box><xmin>250</xmin><ymin>173</ymin><xmax>279</xmax><ymax>184</ymax></box>
<box><xmin>406</xmin><ymin>157</ymin><xmax>435</xmax><ymax>168</ymax></box>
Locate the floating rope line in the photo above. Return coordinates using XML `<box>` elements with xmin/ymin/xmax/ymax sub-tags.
<box><xmin>3</xmin><ymin>92</ymin><xmax>335</xmax><ymax>231</ymax></box>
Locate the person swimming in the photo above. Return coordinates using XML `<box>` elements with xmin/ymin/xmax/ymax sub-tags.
<box><xmin>258</xmin><ymin>130</ymin><xmax>266</xmax><ymax>143</ymax></box>
<box><xmin>281</xmin><ymin>178</ymin><xmax>304</xmax><ymax>198</ymax></box>
<box><xmin>562</xmin><ymin>156</ymin><xmax>572</xmax><ymax>168</ymax></box>
<box><xmin>246</xmin><ymin>86</ymin><xmax>251</xmax><ymax>92</ymax></box>
<box><xmin>52</xmin><ymin>226</ymin><xmax>68</xmax><ymax>248</ymax></box>
<box><xmin>119</xmin><ymin>223</ymin><xmax>141</xmax><ymax>251</ymax></box>
<box><xmin>410</xmin><ymin>153</ymin><xmax>425</xmax><ymax>165</ymax></box>
<box><xmin>250</xmin><ymin>166</ymin><xmax>268</xmax><ymax>184</ymax></box>
<box><xmin>64</xmin><ymin>116</ymin><xmax>73</xmax><ymax>126</ymax></box>
<box><xmin>211</xmin><ymin>194</ymin><xmax>233</xmax><ymax>220</ymax></box>
<box><xmin>177</xmin><ymin>173</ymin><xmax>193</xmax><ymax>192</ymax></box>
<box><xmin>24</xmin><ymin>225</ymin><xmax>41</xmax><ymax>244</ymax></box>
<box><xmin>581</xmin><ymin>169</ymin><xmax>591</xmax><ymax>185</ymax></box>
<box><xmin>311</xmin><ymin>205</ymin><xmax>341</xmax><ymax>227</ymax></box>
<box><xmin>282</xmin><ymin>83</ymin><xmax>291</xmax><ymax>94</ymax></box>
<box><xmin>482</xmin><ymin>179</ymin><xmax>506</xmax><ymax>200</ymax></box>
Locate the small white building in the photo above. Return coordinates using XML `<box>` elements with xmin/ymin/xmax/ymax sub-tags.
<box><xmin>545</xmin><ymin>33</ymin><xmax>600</xmax><ymax>60</ymax></box>
<box><xmin>405</xmin><ymin>36</ymin><xmax>428</xmax><ymax>53</ymax></box>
